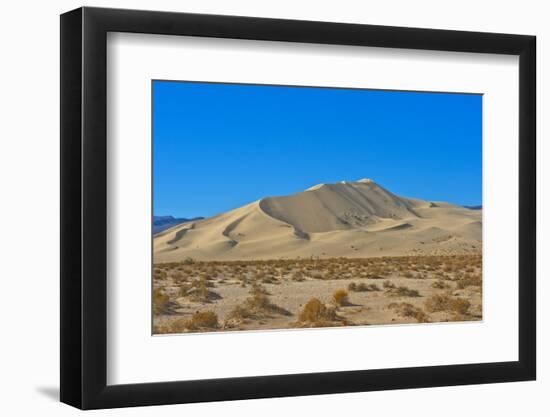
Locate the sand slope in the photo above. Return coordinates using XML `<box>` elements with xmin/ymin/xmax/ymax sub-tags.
<box><xmin>154</xmin><ymin>179</ymin><xmax>481</xmax><ymax>262</ymax></box>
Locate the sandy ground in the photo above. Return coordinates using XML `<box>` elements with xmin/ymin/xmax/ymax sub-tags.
<box><xmin>153</xmin><ymin>255</ymin><xmax>482</xmax><ymax>334</ymax></box>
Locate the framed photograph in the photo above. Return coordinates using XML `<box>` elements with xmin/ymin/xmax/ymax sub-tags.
<box><xmin>60</xmin><ymin>6</ymin><xmax>536</xmax><ymax>409</ymax></box>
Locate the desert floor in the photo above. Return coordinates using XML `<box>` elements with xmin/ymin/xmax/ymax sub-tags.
<box><xmin>153</xmin><ymin>255</ymin><xmax>482</xmax><ymax>334</ymax></box>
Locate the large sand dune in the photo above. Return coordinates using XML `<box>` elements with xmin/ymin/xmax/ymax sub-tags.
<box><xmin>154</xmin><ymin>179</ymin><xmax>481</xmax><ymax>262</ymax></box>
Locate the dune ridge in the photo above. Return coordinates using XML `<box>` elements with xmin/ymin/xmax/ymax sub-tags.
<box><xmin>154</xmin><ymin>179</ymin><xmax>482</xmax><ymax>262</ymax></box>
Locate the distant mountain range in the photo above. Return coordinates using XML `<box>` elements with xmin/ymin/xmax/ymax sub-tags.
<box><xmin>463</xmin><ymin>205</ymin><xmax>482</xmax><ymax>210</ymax></box>
<box><xmin>153</xmin><ymin>215</ymin><xmax>204</xmax><ymax>235</ymax></box>
<box><xmin>153</xmin><ymin>179</ymin><xmax>482</xmax><ymax>262</ymax></box>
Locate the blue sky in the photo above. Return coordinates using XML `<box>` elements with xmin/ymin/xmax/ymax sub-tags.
<box><xmin>153</xmin><ymin>81</ymin><xmax>482</xmax><ymax>218</ymax></box>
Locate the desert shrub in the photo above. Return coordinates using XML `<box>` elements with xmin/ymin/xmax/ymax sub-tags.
<box><xmin>168</xmin><ymin>311</ymin><xmax>219</xmax><ymax>332</ymax></box>
<box><xmin>332</xmin><ymin>289</ymin><xmax>350</xmax><ymax>306</ymax></box>
<box><xmin>369</xmin><ymin>266</ymin><xmax>382</xmax><ymax>276</ymax></box>
<box><xmin>456</xmin><ymin>273</ymin><xmax>482</xmax><ymax>289</ymax></box>
<box><xmin>188</xmin><ymin>285</ymin><xmax>213</xmax><ymax>302</ymax></box>
<box><xmin>153</xmin><ymin>268</ymin><xmax>168</xmax><ymax>280</ymax></box>
<box><xmin>226</xmin><ymin>310</ymin><xmax>249</xmax><ymax>328</ymax></box>
<box><xmin>228</xmin><ymin>305</ymin><xmax>254</xmax><ymax>321</ymax></box>
<box><xmin>450</xmin><ymin>298</ymin><xmax>471</xmax><ymax>315</ymax></box>
<box><xmin>384</xmin><ymin>283</ymin><xmax>420</xmax><ymax>297</ymax></box>
<box><xmin>383</xmin><ymin>280</ymin><xmax>396</xmax><ymax>289</ymax></box>
<box><xmin>391</xmin><ymin>286</ymin><xmax>420</xmax><ymax>297</ymax></box>
<box><xmin>309</xmin><ymin>271</ymin><xmax>324</xmax><ymax>280</ymax></box>
<box><xmin>263</xmin><ymin>275</ymin><xmax>279</xmax><ymax>284</ymax></box>
<box><xmin>425</xmin><ymin>294</ymin><xmax>449</xmax><ymax>312</ymax></box>
<box><xmin>179</xmin><ymin>281</ymin><xmax>193</xmax><ymax>295</ymax></box>
<box><xmin>298</xmin><ymin>298</ymin><xmax>337</xmax><ymax>323</ymax></box>
<box><xmin>425</xmin><ymin>294</ymin><xmax>471</xmax><ymax>315</ymax></box>
<box><xmin>153</xmin><ymin>288</ymin><xmax>170</xmax><ymax>314</ymax></box>
<box><xmin>292</xmin><ymin>271</ymin><xmax>305</xmax><ymax>282</ymax></box>
<box><xmin>228</xmin><ymin>293</ymin><xmax>290</xmax><ymax>322</ymax></box>
<box><xmin>246</xmin><ymin>293</ymin><xmax>271</xmax><ymax>310</ymax></box>
<box><xmin>438</xmin><ymin>273</ymin><xmax>453</xmax><ymax>281</ymax></box>
<box><xmin>388</xmin><ymin>302</ymin><xmax>430</xmax><ymax>323</ymax></box>
<box><xmin>403</xmin><ymin>271</ymin><xmax>414</xmax><ymax>278</ymax></box>
<box><xmin>180</xmin><ymin>279</ymin><xmax>220</xmax><ymax>302</ymax></box>
<box><xmin>184</xmin><ymin>311</ymin><xmax>219</xmax><ymax>330</ymax></box>
<box><xmin>197</xmin><ymin>276</ymin><xmax>215</xmax><ymax>287</ymax></box>
<box><xmin>171</xmin><ymin>271</ymin><xmax>185</xmax><ymax>281</ymax></box>
<box><xmin>367</xmin><ymin>274</ymin><xmax>384</xmax><ymax>280</ymax></box>
<box><xmin>183</xmin><ymin>256</ymin><xmax>196</xmax><ymax>265</ymax></box>
<box><xmin>431</xmin><ymin>280</ymin><xmax>450</xmax><ymax>289</ymax></box>
<box><xmin>152</xmin><ymin>324</ymin><xmax>171</xmax><ymax>334</ymax></box>
<box><xmin>249</xmin><ymin>283</ymin><xmax>270</xmax><ymax>296</ymax></box>
<box><xmin>348</xmin><ymin>282</ymin><xmax>380</xmax><ymax>292</ymax></box>
<box><xmin>255</xmin><ymin>271</ymin><xmax>266</xmax><ymax>280</ymax></box>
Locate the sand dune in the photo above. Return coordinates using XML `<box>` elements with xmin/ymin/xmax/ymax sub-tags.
<box><xmin>154</xmin><ymin>179</ymin><xmax>481</xmax><ymax>262</ymax></box>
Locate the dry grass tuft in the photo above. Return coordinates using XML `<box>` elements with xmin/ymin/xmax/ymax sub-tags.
<box><xmin>383</xmin><ymin>280</ymin><xmax>396</xmax><ymax>289</ymax></box>
<box><xmin>291</xmin><ymin>271</ymin><xmax>305</xmax><ymax>282</ymax></box>
<box><xmin>179</xmin><ymin>279</ymin><xmax>221</xmax><ymax>303</ymax></box>
<box><xmin>228</xmin><ymin>292</ymin><xmax>291</xmax><ymax>324</ymax></box>
<box><xmin>249</xmin><ymin>283</ymin><xmax>270</xmax><ymax>296</ymax></box>
<box><xmin>153</xmin><ymin>288</ymin><xmax>170</xmax><ymax>314</ymax></box>
<box><xmin>348</xmin><ymin>282</ymin><xmax>380</xmax><ymax>292</ymax></box>
<box><xmin>387</xmin><ymin>285</ymin><xmax>421</xmax><ymax>298</ymax></box>
<box><xmin>332</xmin><ymin>289</ymin><xmax>350</xmax><ymax>306</ymax></box>
<box><xmin>153</xmin><ymin>269</ymin><xmax>168</xmax><ymax>280</ymax></box>
<box><xmin>431</xmin><ymin>280</ymin><xmax>451</xmax><ymax>290</ymax></box>
<box><xmin>425</xmin><ymin>293</ymin><xmax>471</xmax><ymax>315</ymax></box>
<box><xmin>388</xmin><ymin>302</ymin><xmax>430</xmax><ymax>323</ymax></box>
<box><xmin>154</xmin><ymin>310</ymin><xmax>220</xmax><ymax>334</ymax></box>
<box><xmin>456</xmin><ymin>273</ymin><xmax>482</xmax><ymax>289</ymax></box>
<box><xmin>298</xmin><ymin>298</ymin><xmax>337</xmax><ymax>325</ymax></box>
<box><xmin>184</xmin><ymin>311</ymin><xmax>219</xmax><ymax>330</ymax></box>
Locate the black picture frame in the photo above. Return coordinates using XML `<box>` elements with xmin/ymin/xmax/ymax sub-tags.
<box><xmin>60</xmin><ymin>6</ymin><xmax>536</xmax><ymax>410</ymax></box>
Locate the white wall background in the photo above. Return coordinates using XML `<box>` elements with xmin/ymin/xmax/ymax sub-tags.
<box><xmin>0</xmin><ymin>0</ymin><xmax>545</xmax><ymax>415</ymax></box>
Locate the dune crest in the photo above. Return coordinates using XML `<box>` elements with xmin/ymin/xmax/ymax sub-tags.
<box><xmin>154</xmin><ymin>179</ymin><xmax>481</xmax><ymax>261</ymax></box>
